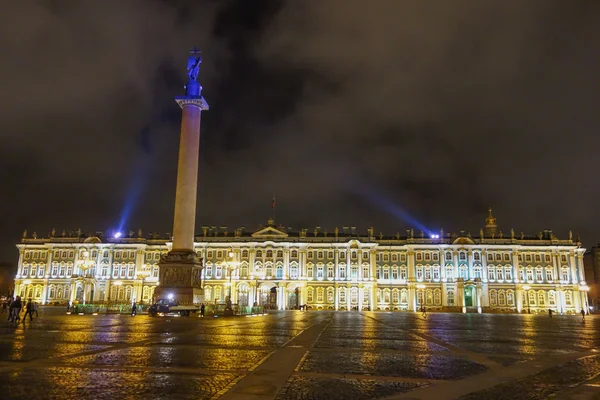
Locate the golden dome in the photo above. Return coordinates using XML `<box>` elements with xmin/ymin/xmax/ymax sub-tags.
<box><xmin>485</xmin><ymin>207</ymin><xmax>496</xmax><ymax>226</ymax></box>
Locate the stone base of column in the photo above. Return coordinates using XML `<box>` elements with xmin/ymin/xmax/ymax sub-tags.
<box><xmin>154</xmin><ymin>251</ymin><xmax>204</xmax><ymax>305</ymax></box>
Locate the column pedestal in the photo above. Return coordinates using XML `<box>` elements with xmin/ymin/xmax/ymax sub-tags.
<box><xmin>155</xmin><ymin>251</ymin><xmax>204</xmax><ymax>305</ymax></box>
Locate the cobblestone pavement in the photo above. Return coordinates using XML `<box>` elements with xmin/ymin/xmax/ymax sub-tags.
<box><xmin>1</xmin><ymin>311</ymin><xmax>599</xmax><ymax>399</ymax></box>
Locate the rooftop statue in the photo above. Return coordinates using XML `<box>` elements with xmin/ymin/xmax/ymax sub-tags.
<box><xmin>186</xmin><ymin>47</ymin><xmax>202</xmax><ymax>81</ymax></box>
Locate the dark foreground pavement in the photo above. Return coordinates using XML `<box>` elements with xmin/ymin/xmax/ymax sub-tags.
<box><xmin>1</xmin><ymin>311</ymin><xmax>599</xmax><ymax>399</ymax></box>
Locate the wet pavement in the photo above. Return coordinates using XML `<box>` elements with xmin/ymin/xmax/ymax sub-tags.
<box><xmin>1</xmin><ymin>311</ymin><xmax>599</xmax><ymax>399</ymax></box>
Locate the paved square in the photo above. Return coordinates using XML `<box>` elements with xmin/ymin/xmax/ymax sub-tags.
<box><xmin>1</xmin><ymin>311</ymin><xmax>599</xmax><ymax>399</ymax></box>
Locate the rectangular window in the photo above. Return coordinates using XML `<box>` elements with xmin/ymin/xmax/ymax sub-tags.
<box><xmin>327</xmin><ymin>265</ymin><xmax>334</xmax><ymax>278</ymax></box>
<box><xmin>400</xmin><ymin>267</ymin><xmax>407</xmax><ymax>280</ymax></box>
<box><xmin>546</xmin><ymin>269</ymin><xmax>553</xmax><ymax>281</ymax></box>
<box><xmin>362</xmin><ymin>265</ymin><xmax>369</xmax><ymax>279</ymax></box>
<box><xmin>383</xmin><ymin>268</ymin><xmax>389</xmax><ymax>280</ymax></box>
<box><xmin>392</xmin><ymin>268</ymin><xmax>399</xmax><ymax>280</ymax></box>
<box><xmin>505</xmin><ymin>268</ymin><xmax>513</xmax><ymax>281</ymax></box>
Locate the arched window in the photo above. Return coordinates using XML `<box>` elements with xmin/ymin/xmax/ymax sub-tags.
<box><xmin>425</xmin><ymin>289</ymin><xmax>433</xmax><ymax>305</ymax></box>
<box><xmin>339</xmin><ymin>288</ymin><xmax>346</xmax><ymax>303</ymax></box>
<box><xmin>538</xmin><ymin>291</ymin><xmax>546</xmax><ymax>306</ymax></box>
<box><xmin>307</xmin><ymin>288</ymin><xmax>314</xmax><ymax>303</ymax></box>
<box><xmin>49</xmin><ymin>286</ymin><xmax>56</xmax><ymax>299</ymax></box>
<box><xmin>242</xmin><ymin>250</ymin><xmax>248</xmax><ymax>258</ymax></box>
<box><xmin>528</xmin><ymin>290</ymin><xmax>536</xmax><ymax>305</ymax></box>
<box><xmin>490</xmin><ymin>290</ymin><xmax>497</xmax><ymax>306</ymax></box>
<box><xmin>392</xmin><ymin>289</ymin><xmax>399</xmax><ymax>304</ymax></box>
<box><xmin>205</xmin><ymin>286</ymin><xmax>212</xmax><ymax>301</ymax></box>
<box><xmin>215</xmin><ymin>286</ymin><xmax>222</xmax><ymax>301</ymax></box>
<box><xmin>434</xmin><ymin>289</ymin><xmax>441</xmax><ymax>305</ymax></box>
<box><xmin>416</xmin><ymin>265</ymin><xmax>423</xmax><ymax>280</ymax></box>
<box><xmin>289</xmin><ymin>262</ymin><xmax>298</xmax><ymax>279</ymax></box>
<box><xmin>565</xmin><ymin>290</ymin><xmax>572</xmax><ymax>306</ymax></box>
<box><xmin>351</xmin><ymin>287</ymin><xmax>359</xmax><ymax>304</ymax></box>
<box><xmin>400</xmin><ymin>289</ymin><xmax>408</xmax><ymax>304</ymax></box>
<box><xmin>383</xmin><ymin>289</ymin><xmax>391</xmax><ymax>303</ymax></box>
<box><xmin>266</xmin><ymin>250</ymin><xmax>273</xmax><ymax>258</ymax></box>
<box><xmin>291</xmin><ymin>250</ymin><xmax>298</xmax><ymax>258</ymax></box>
<box><xmin>488</xmin><ymin>265</ymin><xmax>496</xmax><ymax>281</ymax></box>
<box><xmin>276</xmin><ymin>250</ymin><xmax>283</xmax><ymax>258</ymax></box>
<box><xmin>276</xmin><ymin>263</ymin><xmax>283</xmax><ymax>279</ymax></box>
<box><xmin>507</xmin><ymin>290</ymin><xmax>514</xmax><ymax>305</ymax></box>
<box><xmin>548</xmin><ymin>290</ymin><xmax>556</xmax><ymax>306</ymax></box>
<box><xmin>317</xmin><ymin>287</ymin><xmax>324</xmax><ymax>302</ymax></box>
<box><xmin>327</xmin><ymin>287</ymin><xmax>334</xmax><ymax>303</ymax></box>
<box><xmin>125</xmin><ymin>286</ymin><xmax>133</xmax><ymax>300</ymax></box>
<box><xmin>498</xmin><ymin>290</ymin><xmax>506</xmax><ymax>306</ymax></box>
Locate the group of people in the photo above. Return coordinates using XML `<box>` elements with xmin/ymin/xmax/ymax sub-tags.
<box><xmin>2</xmin><ymin>296</ymin><xmax>38</xmax><ymax>322</ymax></box>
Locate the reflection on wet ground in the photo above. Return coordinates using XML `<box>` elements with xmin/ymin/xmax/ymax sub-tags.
<box><xmin>0</xmin><ymin>311</ymin><xmax>599</xmax><ymax>399</ymax></box>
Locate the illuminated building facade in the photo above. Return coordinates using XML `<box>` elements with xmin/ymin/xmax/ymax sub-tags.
<box><xmin>14</xmin><ymin>211</ymin><xmax>589</xmax><ymax>313</ymax></box>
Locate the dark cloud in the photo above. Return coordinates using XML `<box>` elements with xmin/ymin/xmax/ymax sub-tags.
<box><xmin>1</xmin><ymin>0</ymin><xmax>600</xmax><ymax>267</ymax></box>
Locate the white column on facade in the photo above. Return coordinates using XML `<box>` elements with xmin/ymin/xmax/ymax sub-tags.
<box><xmin>346</xmin><ymin>285</ymin><xmax>351</xmax><ymax>310</ymax></box>
<box><xmin>283</xmin><ymin>249</ymin><xmax>290</xmax><ymax>279</ymax></box>
<box><xmin>369</xmin><ymin>285</ymin><xmax>375</xmax><ymax>311</ymax></box>
<box><xmin>248</xmin><ymin>282</ymin><xmax>255</xmax><ymax>306</ymax></box>
<box><xmin>569</xmin><ymin>252</ymin><xmax>578</xmax><ymax>284</ymax></box>
<box><xmin>551</xmin><ymin>251</ymin><xmax>559</xmax><ymax>283</ymax></box>
<box><xmin>408</xmin><ymin>284</ymin><xmax>416</xmax><ymax>311</ymax></box>
<box><xmin>516</xmin><ymin>288</ymin><xmax>523</xmax><ymax>312</ymax></box>
<box><xmin>577</xmin><ymin>254</ymin><xmax>585</xmax><ymax>282</ymax></box>
<box><xmin>357</xmin><ymin>251</ymin><xmax>363</xmax><ymax>280</ymax></box>
<box><xmin>407</xmin><ymin>250</ymin><xmax>415</xmax><ymax>280</ymax></box>
<box><xmin>370</xmin><ymin>250</ymin><xmax>376</xmax><ymax>281</ymax></box>
<box><xmin>334</xmin><ymin>285</ymin><xmax>339</xmax><ymax>310</ymax></box>
<box><xmin>249</xmin><ymin>249</ymin><xmax>256</xmax><ymax>275</ymax></box>
<box><xmin>41</xmin><ymin>279</ymin><xmax>49</xmax><ymax>305</ymax></box>
<box><xmin>476</xmin><ymin>284</ymin><xmax>483</xmax><ymax>313</ymax></box>
<box><xmin>482</xmin><ymin>250</ymin><xmax>489</xmax><ymax>282</ymax></box>
<box><xmin>441</xmin><ymin>282</ymin><xmax>447</xmax><ymax>307</ymax></box>
<box><xmin>69</xmin><ymin>281</ymin><xmax>77</xmax><ymax>305</ymax></box>
<box><xmin>440</xmin><ymin>249</ymin><xmax>446</xmax><ymax>281</ymax></box>
<box><xmin>573</xmin><ymin>288</ymin><xmax>581</xmax><ymax>312</ymax></box>
<box><xmin>104</xmin><ymin>281</ymin><xmax>111</xmax><ymax>302</ymax></box>
<box><xmin>358</xmin><ymin>285</ymin><xmax>363</xmax><ymax>310</ymax></box>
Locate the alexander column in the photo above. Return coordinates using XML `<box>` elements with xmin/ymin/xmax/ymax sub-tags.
<box><xmin>154</xmin><ymin>48</ymin><xmax>209</xmax><ymax>304</ymax></box>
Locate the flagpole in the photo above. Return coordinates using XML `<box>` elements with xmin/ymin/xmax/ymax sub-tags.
<box><xmin>272</xmin><ymin>194</ymin><xmax>276</xmax><ymax>223</ymax></box>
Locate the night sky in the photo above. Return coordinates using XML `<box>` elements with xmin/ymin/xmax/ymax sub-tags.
<box><xmin>1</xmin><ymin>1</ymin><xmax>600</xmax><ymax>271</ymax></box>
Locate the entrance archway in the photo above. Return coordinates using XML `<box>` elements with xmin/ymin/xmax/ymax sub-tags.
<box><xmin>464</xmin><ymin>286</ymin><xmax>475</xmax><ymax>307</ymax></box>
<box><xmin>258</xmin><ymin>283</ymin><xmax>277</xmax><ymax>310</ymax></box>
<box><xmin>237</xmin><ymin>283</ymin><xmax>249</xmax><ymax>307</ymax></box>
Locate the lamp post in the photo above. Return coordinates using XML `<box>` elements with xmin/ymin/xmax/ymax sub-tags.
<box><xmin>417</xmin><ymin>284</ymin><xmax>426</xmax><ymax>312</ymax></box>
<box><xmin>523</xmin><ymin>285</ymin><xmax>531</xmax><ymax>314</ymax></box>
<box><xmin>224</xmin><ymin>251</ymin><xmax>236</xmax><ymax>316</ymax></box>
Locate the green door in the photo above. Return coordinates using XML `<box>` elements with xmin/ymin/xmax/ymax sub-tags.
<box><xmin>464</xmin><ymin>287</ymin><xmax>473</xmax><ymax>307</ymax></box>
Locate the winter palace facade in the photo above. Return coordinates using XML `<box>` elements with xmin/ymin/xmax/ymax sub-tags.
<box><xmin>14</xmin><ymin>211</ymin><xmax>590</xmax><ymax>313</ymax></box>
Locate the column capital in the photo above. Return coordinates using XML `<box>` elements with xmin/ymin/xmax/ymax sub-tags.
<box><xmin>175</xmin><ymin>97</ymin><xmax>209</xmax><ymax>110</ymax></box>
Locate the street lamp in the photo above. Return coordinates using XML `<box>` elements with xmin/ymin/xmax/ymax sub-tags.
<box><xmin>224</xmin><ymin>251</ymin><xmax>239</xmax><ymax>316</ymax></box>
<box><xmin>417</xmin><ymin>284</ymin><xmax>426</xmax><ymax>312</ymax></box>
<box><xmin>523</xmin><ymin>285</ymin><xmax>531</xmax><ymax>314</ymax></box>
